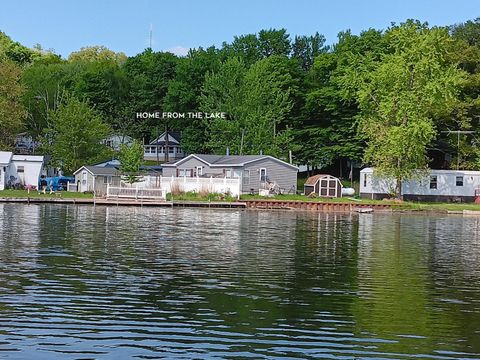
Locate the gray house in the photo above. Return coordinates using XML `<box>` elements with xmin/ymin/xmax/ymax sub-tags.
<box><xmin>162</xmin><ymin>154</ymin><xmax>298</xmax><ymax>194</ymax></box>
<box><xmin>73</xmin><ymin>166</ymin><xmax>121</xmax><ymax>195</ymax></box>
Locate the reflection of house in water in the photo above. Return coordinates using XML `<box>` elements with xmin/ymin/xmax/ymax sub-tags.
<box><xmin>0</xmin><ymin>203</ymin><xmax>41</xmax><ymax>258</ymax></box>
<box><xmin>103</xmin><ymin>207</ymin><xmax>243</xmax><ymax>260</ymax></box>
<box><xmin>425</xmin><ymin>216</ymin><xmax>480</xmax><ymax>277</ymax></box>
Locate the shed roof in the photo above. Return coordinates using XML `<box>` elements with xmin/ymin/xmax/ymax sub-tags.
<box><xmin>304</xmin><ymin>174</ymin><xmax>341</xmax><ymax>186</ymax></box>
<box><xmin>74</xmin><ymin>166</ymin><xmax>120</xmax><ymax>176</ymax></box>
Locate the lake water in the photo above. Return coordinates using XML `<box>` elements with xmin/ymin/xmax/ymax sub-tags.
<box><xmin>0</xmin><ymin>203</ymin><xmax>480</xmax><ymax>359</ymax></box>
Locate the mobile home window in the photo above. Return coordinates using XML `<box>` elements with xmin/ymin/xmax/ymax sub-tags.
<box><xmin>456</xmin><ymin>176</ymin><xmax>463</xmax><ymax>187</ymax></box>
<box><xmin>429</xmin><ymin>176</ymin><xmax>437</xmax><ymax>189</ymax></box>
<box><xmin>17</xmin><ymin>166</ymin><xmax>25</xmax><ymax>173</ymax></box>
<box><xmin>243</xmin><ymin>170</ymin><xmax>250</xmax><ymax>185</ymax></box>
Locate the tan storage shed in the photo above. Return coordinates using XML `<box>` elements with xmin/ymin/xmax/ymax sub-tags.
<box><xmin>304</xmin><ymin>174</ymin><xmax>343</xmax><ymax>198</ymax></box>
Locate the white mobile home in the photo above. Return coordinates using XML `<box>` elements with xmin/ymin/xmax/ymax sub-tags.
<box><xmin>360</xmin><ymin>167</ymin><xmax>480</xmax><ymax>202</ymax></box>
<box><xmin>0</xmin><ymin>152</ymin><xmax>45</xmax><ymax>190</ymax></box>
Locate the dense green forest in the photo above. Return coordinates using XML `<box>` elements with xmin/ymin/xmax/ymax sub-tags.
<box><xmin>0</xmin><ymin>19</ymin><xmax>479</xmax><ymax>191</ymax></box>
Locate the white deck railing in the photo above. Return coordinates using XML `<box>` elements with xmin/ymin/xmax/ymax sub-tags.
<box><xmin>106</xmin><ymin>184</ymin><xmax>166</xmax><ymax>200</ymax></box>
<box><xmin>67</xmin><ymin>182</ymin><xmax>78</xmax><ymax>192</ymax></box>
<box><xmin>152</xmin><ymin>176</ymin><xmax>241</xmax><ymax>197</ymax></box>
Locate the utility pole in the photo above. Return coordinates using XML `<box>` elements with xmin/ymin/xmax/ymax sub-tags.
<box><xmin>240</xmin><ymin>129</ymin><xmax>245</xmax><ymax>156</ymax></box>
<box><xmin>441</xmin><ymin>130</ymin><xmax>475</xmax><ymax>170</ymax></box>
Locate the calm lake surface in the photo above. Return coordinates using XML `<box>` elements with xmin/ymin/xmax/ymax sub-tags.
<box><xmin>0</xmin><ymin>204</ymin><xmax>480</xmax><ymax>359</ymax></box>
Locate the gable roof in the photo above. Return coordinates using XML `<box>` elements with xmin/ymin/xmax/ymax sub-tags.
<box><xmin>0</xmin><ymin>151</ymin><xmax>13</xmax><ymax>164</ymax></box>
<box><xmin>163</xmin><ymin>154</ymin><xmax>298</xmax><ymax>170</ymax></box>
<box><xmin>73</xmin><ymin>165</ymin><xmax>120</xmax><ymax>176</ymax></box>
<box><xmin>149</xmin><ymin>131</ymin><xmax>182</xmax><ymax>145</ymax></box>
<box><xmin>304</xmin><ymin>174</ymin><xmax>341</xmax><ymax>186</ymax></box>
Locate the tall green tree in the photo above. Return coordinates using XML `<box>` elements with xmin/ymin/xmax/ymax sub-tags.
<box><xmin>22</xmin><ymin>61</ymin><xmax>83</xmax><ymax>137</ymax></box>
<box><xmin>42</xmin><ymin>96</ymin><xmax>111</xmax><ymax>174</ymax></box>
<box><xmin>341</xmin><ymin>21</ymin><xmax>465</xmax><ymax>196</ymax></box>
<box><xmin>444</xmin><ymin>18</ymin><xmax>480</xmax><ymax>169</ymax></box>
<box><xmin>297</xmin><ymin>29</ymin><xmax>386</xmax><ymax>171</ymax></box>
<box><xmin>0</xmin><ymin>60</ymin><xmax>26</xmax><ymax>149</ymax></box>
<box><xmin>118</xmin><ymin>140</ymin><xmax>144</xmax><ymax>184</ymax></box>
<box><xmin>68</xmin><ymin>45</ymin><xmax>127</xmax><ymax>65</ymax></box>
<box><xmin>201</xmin><ymin>55</ymin><xmax>296</xmax><ymax>158</ymax></box>
<box><xmin>74</xmin><ymin>59</ymin><xmax>130</xmax><ymax>129</ymax></box>
<box><xmin>123</xmin><ymin>49</ymin><xmax>178</xmax><ymax>139</ymax></box>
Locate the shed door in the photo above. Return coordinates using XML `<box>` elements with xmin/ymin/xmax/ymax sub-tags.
<box><xmin>81</xmin><ymin>171</ymin><xmax>88</xmax><ymax>192</ymax></box>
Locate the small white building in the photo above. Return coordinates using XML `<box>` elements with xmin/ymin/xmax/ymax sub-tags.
<box><xmin>0</xmin><ymin>151</ymin><xmax>45</xmax><ymax>190</ymax></box>
<box><xmin>360</xmin><ymin>167</ymin><xmax>480</xmax><ymax>202</ymax></box>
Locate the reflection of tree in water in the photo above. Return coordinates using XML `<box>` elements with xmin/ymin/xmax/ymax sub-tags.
<box><xmin>353</xmin><ymin>214</ymin><xmax>480</xmax><ymax>355</ymax></box>
<box><xmin>0</xmin><ymin>203</ymin><xmax>41</xmax><ymax>299</ymax></box>
<box><xmin>425</xmin><ymin>216</ymin><xmax>480</xmax><ymax>353</ymax></box>
<box><xmin>2</xmin><ymin>204</ymin><xmax>480</xmax><ymax>357</ymax></box>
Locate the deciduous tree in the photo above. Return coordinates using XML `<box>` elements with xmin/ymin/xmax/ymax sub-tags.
<box><xmin>42</xmin><ymin>95</ymin><xmax>112</xmax><ymax>174</ymax></box>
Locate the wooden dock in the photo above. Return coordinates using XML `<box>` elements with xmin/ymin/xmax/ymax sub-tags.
<box><xmin>0</xmin><ymin>197</ymin><xmax>247</xmax><ymax>209</ymax></box>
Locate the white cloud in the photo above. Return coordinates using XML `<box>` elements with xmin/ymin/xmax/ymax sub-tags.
<box><xmin>166</xmin><ymin>46</ymin><xmax>189</xmax><ymax>57</ymax></box>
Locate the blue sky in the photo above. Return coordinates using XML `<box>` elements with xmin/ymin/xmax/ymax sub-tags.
<box><xmin>0</xmin><ymin>0</ymin><xmax>477</xmax><ymax>58</ymax></box>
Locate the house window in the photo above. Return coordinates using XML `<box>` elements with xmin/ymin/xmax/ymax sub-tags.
<box><xmin>17</xmin><ymin>166</ymin><xmax>25</xmax><ymax>173</ymax></box>
<box><xmin>82</xmin><ymin>171</ymin><xmax>87</xmax><ymax>185</ymax></box>
<box><xmin>103</xmin><ymin>176</ymin><xmax>112</xmax><ymax>184</ymax></box>
<box><xmin>225</xmin><ymin>169</ymin><xmax>232</xmax><ymax>178</ymax></box>
<box><xmin>169</xmin><ymin>147</ymin><xmax>175</xmax><ymax>154</ymax></box>
<box><xmin>429</xmin><ymin>176</ymin><xmax>437</xmax><ymax>189</ymax></box>
<box><xmin>456</xmin><ymin>176</ymin><xmax>463</xmax><ymax>187</ymax></box>
<box><xmin>151</xmin><ymin>146</ymin><xmax>157</xmax><ymax>154</ymax></box>
<box><xmin>178</xmin><ymin>169</ymin><xmax>191</xmax><ymax>177</ymax></box>
<box><xmin>363</xmin><ymin>174</ymin><xmax>367</xmax><ymax>187</ymax></box>
<box><xmin>233</xmin><ymin>170</ymin><xmax>242</xmax><ymax>178</ymax></box>
<box><xmin>144</xmin><ymin>147</ymin><xmax>150</xmax><ymax>154</ymax></box>
<box><xmin>243</xmin><ymin>170</ymin><xmax>250</xmax><ymax>185</ymax></box>
<box><xmin>196</xmin><ymin>166</ymin><xmax>203</xmax><ymax>176</ymax></box>
<box><xmin>260</xmin><ymin>168</ymin><xmax>267</xmax><ymax>182</ymax></box>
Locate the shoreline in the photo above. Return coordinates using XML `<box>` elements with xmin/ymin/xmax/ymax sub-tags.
<box><xmin>1</xmin><ymin>196</ymin><xmax>480</xmax><ymax>216</ymax></box>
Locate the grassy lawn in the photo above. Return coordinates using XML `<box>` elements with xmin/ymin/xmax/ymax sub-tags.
<box><xmin>167</xmin><ymin>191</ymin><xmax>238</xmax><ymax>202</ymax></box>
<box><xmin>143</xmin><ymin>160</ymin><xmax>165</xmax><ymax>166</ymax></box>
<box><xmin>0</xmin><ymin>190</ymin><xmax>94</xmax><ymax>199</ymax></box>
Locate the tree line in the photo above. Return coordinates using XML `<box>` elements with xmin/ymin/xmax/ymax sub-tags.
<box><xmin>0</xmin><ymin>19</ymin><xmax>479</xmax><ymax>195</ymax></box>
